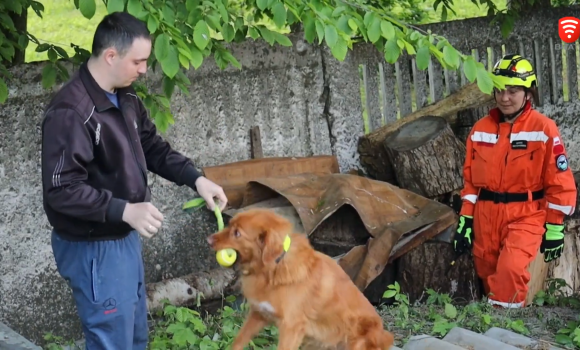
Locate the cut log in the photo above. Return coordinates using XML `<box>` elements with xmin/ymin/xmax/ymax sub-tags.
<box><xmin>358</xmin><ymin>82</ymin><xmax>493</xmax><ymax>183</ymax></box>
<box><xmin>383</xmin><ymin>116</ymin><xmax>466</xmax><ymax>198</ymax></box>
<box><xmin>396</xmin><ymin>241</ymin><xmax>482</xmax><ymax>304</ymax></box>
<box><xmin>146</xmin><ymin>268</ymin><xmax>238</xmax><ymax>312</ymax></box>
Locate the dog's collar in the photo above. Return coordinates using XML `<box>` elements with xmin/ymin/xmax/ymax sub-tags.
<box><xmin>275</xmin><ymin>234</ymin><xmax>292</xmax><ymax>263</ymax></box>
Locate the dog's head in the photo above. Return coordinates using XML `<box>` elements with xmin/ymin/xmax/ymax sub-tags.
<box><xmin>206</xmin><ymin>208</ymin><xmax>294</xmax><ymax>269</ymax></box>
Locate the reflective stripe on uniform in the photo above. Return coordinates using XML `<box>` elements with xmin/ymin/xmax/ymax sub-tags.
<box><xmin>471</xmin><ymin>131</ymin><xmax>498</xmax><ymax>144</ymax></box>
<box><xmin>462</xmin><ymin>194</ymin><xmax>478</xmax><ymax>204</ymax></box>
<box><xmin>487</xmin><ymin>298</ymin><xmax>524</xmax><ymax>309</ymax></box>
<box><xmin>548</xmin><ymin>202</ymin><xmax>575</xmax><ymax>215</ymax></box>
<box><xmin>510</xmin><ymin>131</ymin><xmax>549</xmax><ymax>143</ymax></box>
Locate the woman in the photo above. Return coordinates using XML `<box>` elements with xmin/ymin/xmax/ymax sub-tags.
<box><xmin>453</xmin><ymin>54</ymin><xmax>577</xmax><ymax>308</ymax></box>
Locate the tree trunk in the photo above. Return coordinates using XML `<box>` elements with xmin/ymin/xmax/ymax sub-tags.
<box><xmin>396</xmin><ymin>241</ymin><xmax>481</xmax><ymax>304</ymax></box>
<box><xmin>383</xmin><ymin>116</ymin><xmax>466</xmax><ymax>198</ymax></box>
<box><xmin>358</xmin><ymin>82</ymin><xmax>494</xmax><ymax>183</ymax></box>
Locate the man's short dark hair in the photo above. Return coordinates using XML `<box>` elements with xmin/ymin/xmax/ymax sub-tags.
<box><xmin>91</xmin><ymin>12</ymin><xmax>151</xmax><ymax>58</ymax></box>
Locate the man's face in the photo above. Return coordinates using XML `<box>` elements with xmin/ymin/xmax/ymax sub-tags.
<box><xmin>108</xmin><ymin>37</ymin><xmax>151</xmax><ymax>89</ymax></box>
<box><xmin>494</xmin><ymin>85</ymin><xmax>528</xmax><ymax>115</ymax></box>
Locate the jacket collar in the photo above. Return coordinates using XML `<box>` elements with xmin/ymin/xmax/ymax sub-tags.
<box><xmin>79</xmin><ymin>60</ymin><xmax>131</xmax><ymax>113</ymax></box>
<box><xmin>488</xmin><ymin>100</ymin><xmax>533</xmax><ymax>124</ymax></box>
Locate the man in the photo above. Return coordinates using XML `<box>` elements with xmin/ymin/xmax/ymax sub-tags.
<box><xmin>453</xmin><ymin>54</ymin><xmax>577</xmax><ymax>308</ymax></box>
<box><xmin>40</xmin><ymin>11</ymin><xmax>227</xmax><ymax>349</ymax></box>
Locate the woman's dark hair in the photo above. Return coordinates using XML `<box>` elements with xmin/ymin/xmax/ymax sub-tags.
<box><xmin>91</xmin><ymin>12</ymin><xmax>150</xmax><ymax>58</ymax></box>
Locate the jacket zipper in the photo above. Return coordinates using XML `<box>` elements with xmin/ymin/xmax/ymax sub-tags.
<box><xmin>118</xmin><ymin>105</ymin><xmax>148</xmax><ymax>201</ymax></box>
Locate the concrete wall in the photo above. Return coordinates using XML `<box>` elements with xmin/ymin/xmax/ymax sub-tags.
<box><xmin>1</xmin><ymin>6</ymin><xmax>579</xmax><ymax>345</ymax></box>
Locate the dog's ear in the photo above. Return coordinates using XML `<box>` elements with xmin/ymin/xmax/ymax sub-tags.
<box><xmin>259</xmin><ymin>216</ymin><xmax>293</xmax><ymax>266</ymax></box>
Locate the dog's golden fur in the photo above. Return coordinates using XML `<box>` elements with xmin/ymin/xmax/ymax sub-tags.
<box><xmin>207</xmin><ymin>208</ymin><xmax>395</xmax><ymax>350</ymax></box>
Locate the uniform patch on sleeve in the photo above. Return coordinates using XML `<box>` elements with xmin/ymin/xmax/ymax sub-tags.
<box><xmin>556</xmin><ymin>154</ymin><xmax>569</xmax><ymax>171</ymax></box>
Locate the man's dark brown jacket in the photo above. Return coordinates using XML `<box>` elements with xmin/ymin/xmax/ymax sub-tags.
<box><xmin>41</xmin><ymin>62</ymin><xmax>201</xmax><ymax>241</ymax></box>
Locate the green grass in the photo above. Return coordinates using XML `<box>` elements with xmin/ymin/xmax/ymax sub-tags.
<box><xmin>24</xmin><ymin>0</ymin><xmax>500</xmax><ymax>63</ymax></box>
<box><xmin>25</xmin><ymin>0</ymin><xmax>107</xmax><ymax>62</ymax></box>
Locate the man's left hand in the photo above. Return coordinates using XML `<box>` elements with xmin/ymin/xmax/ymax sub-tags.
<box><xmin>195</xmin><ymin>176</ymin><xmax>228</xmax><ymax>212</ymax></box>
<box><xmin>540</xmin><ymin>223</ymin><xmax>565</xmax><ymax>263</ymax></box>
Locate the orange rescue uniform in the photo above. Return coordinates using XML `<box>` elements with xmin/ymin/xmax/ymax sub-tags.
<box><xmin>460</xmin><ymin>102</ymin><xmax>577</xmax><ymax>308</ymax></box>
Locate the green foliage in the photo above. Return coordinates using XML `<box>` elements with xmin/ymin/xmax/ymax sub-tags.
<box><xmin>1</xmin><ymin>0</ymin><xmax>517</xmax><ymax>132</ymax></box>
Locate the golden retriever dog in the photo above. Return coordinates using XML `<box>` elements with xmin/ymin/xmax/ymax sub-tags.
<box><xmin>206</xmin><ymin>208</ymin><xmax>395</xmax><ymax>350</ymax></box>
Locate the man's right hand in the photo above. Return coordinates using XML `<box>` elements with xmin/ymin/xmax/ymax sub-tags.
<box><xmin>453</xmin><ymin>215</ymin><xmax>474</xmax><ymax>255</ymax></box>
<box><xmin>122</xmin><ymin>202</ymin><xmax>164</xmax><ymax>238</ymax></box>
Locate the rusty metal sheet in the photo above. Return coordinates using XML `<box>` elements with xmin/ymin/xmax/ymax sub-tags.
<box><xmin>233</xmin><ymin>173</ymin><xmax>457</xmax><ymax>291</ymax></box>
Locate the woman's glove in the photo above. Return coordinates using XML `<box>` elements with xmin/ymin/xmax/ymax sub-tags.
<box><xmin>453</xmin><ymin>215</ymin><xmax>474</xmax><ymax>255</ymax></box>
<box><xmin>540</xmin><ymin>223</ymin><xmax>565</xmax><ymax>263</ymax></box>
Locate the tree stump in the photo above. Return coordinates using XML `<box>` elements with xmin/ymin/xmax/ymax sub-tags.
<box><xmin>357</xmin><ymin>82</ymin><xmax>493</xmax><ymax>182</ymax></box>
<box><xmin>396</xmin><ymin>241</ymin><xmax>482</xmax><ymax>304</ymax></box>
<box><xmin>383</xmin><ymin>115</ymin><xmax>466</xmax><ymax>198</ymax></box>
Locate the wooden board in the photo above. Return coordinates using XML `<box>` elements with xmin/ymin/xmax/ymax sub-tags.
<box><xmin>202</xmin><ymin>156</ymin><xmax>340</xmax><ymax>208</ymax></box>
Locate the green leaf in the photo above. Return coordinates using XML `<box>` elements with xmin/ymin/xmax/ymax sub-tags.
<box><xmin>476</xmin><ymin>66</ymin><xmax>494</xmax><ymax>94</ymax></box>
<box><xmin>330</xmin><ymin>37</ymin><xmax>348</xmax><ymax>61</ymax></box>
<box><xmin>380</xmin><ymin>20</ymin><xmax>396</xmax><ymax>41</ymax></box>
<box><xmin>443</xmin><ymin>45</ymin><xmax>460</xmax><ymax>69</ymax></box>
<box><xmin>271</xmin><ymin>2</ymin><xmax>287</xmax><ymax>28</ymax></box>
<box><xmin>314</xmin><ymin>20</ymin><xmax>324</xmax><ymax>44</ymax></box>
<box><xmin>384</xmin><ymin>38</ymin><xmax>400</xmax><ymax>64</ymax></box>
<box><xmin>154</xmin><ymin>33</ymin><xmax>170</xmax><ymax>61</ymax></box>
<box><xmin>383</xmin><ymin>290</ymin><xmax>397</xmax><ymax>299</ymax></box>
<box><xmin>42</xmin><ymin>64</ymin><xmax>57</xmax><ymax>89</ymax></box>
<box><xmin>444</xmin><ymin>303</ymin><xmax>457</xmax><ymax>319</ymax></box>
<box><xmin>273</xmin><ymin>32</ymin><xmax>292</xmax><ymax>47</ymax></box>
<box><xmin>416</xmin><ymin>45</ymin><xmax>430</xmax><ymax>70</ymax></box>
<box><xmin>256</xmin><ymin>0</ymin><xmax>268</xmax><ymax>10</ymax></box>
<box><xmin>127</xmin><ymin>0</ymin><xmax>143</xmax><ymax>16</ymax></box>
<box><xmin>179</xmin><ymin>53</ymin><xmax>189</xmax><ymax>69</ymax></box>
<box><xmin>48</xmin><ymin>48</ymin><xmax>58</xmax><ymax>62</ymax></box>
<box><xmin>162</xmin><ymin>76</ymin><xmax>175</xmax><ymax>98</ymax></box>
<box><xmin>367</xmin><ymin>16</ymin><xmax>382</xmax><ymax>43</ymax></box>
<box><xmin>303</xmin><ymin>14</ymin><xmax>316</xmax><ymax>44</ymax></box>
<box><xmin>106</xmin><ymin>0</ymin><xmax>125</xmax><ymax>12</ymax></box>
<box><xmin>258</xmin><ymin>26</ymin><xmax>275</xmax><ymax>46</ymax></box>
<box><xmin>147</xmin><ymin>14</ymin><xmax>159</xmax><ymax>33</ymax></box>
<box><xmin>159</xmin><ymin>45</ymin><xmax>180</xmax><ymax>79</ymax></box>
<box><xmin>324</xmin><ymin>24</ymin><xmax>338</xmax><ymax>48</ymax></box>
<box><xmin>79</xmin><ymin>0</ymin><xmax>97</xmax><ymax>19</ymax></box>
<box><xmin>190</xmin><ymin>47</ymin><xmax>203</xmax><ymax>69</ymax></box>
<box><xmin>248</xmin><ymin>27</ymin><xmax>260</xmax><ymax>40</ymax></box>
<box><xmin>193</xmin><ymin>20</ymin><xmax>211</xmax><ymax>50</ymax></box>
<box><xmin>0</xmin><ymin>78</ymin><xmax>8</xmax><ymax>103</ymax></box>
<box><xmin>463</xmin><ymin>57</ymin><xmax>477</xmax><ymax>82</ymax></box>
<box><xmin>221</xmin><ymin>23</ymin><xmax>235</xmax><ymax>43</ymax></box>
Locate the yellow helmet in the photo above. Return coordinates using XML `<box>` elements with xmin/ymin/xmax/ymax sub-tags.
<box><xmin>492</xmin><ymin>54</ymin><xmax>537</xmax><ymax>88</ymax></box>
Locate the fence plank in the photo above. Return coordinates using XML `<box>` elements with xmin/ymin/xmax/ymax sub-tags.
<box><xmin>363</xmin><ymin>62</ymin><xmax>383</xmax><ymax>131</ymax></box>
<box><xmin>428</xmin><ymin>57</ymin><xmax>445</xmax><ymax>103</ymax></box>
<box><xmin>379</xmin><ymin>62</ymin><xmax>398</xmax><ymax>124</ymax></box>
<box><xmin>396</xmin><ymin>57</ymin><xmax>413</xmax><ymax>117</ymax></box>
<box><xmin>412</xmin><ymin>58</ymin><xmax>429</xmax><ymax>110</ymax></box>
<box><xmin>564</xmin><ymin>44</ymin><xmax>579</xmax><ymax>102</ymax></box>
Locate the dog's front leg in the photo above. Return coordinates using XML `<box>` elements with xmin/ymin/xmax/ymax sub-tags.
<box><xmin>276</xmin><ymin>321</ymin><xmax>307</xmax><ymax>350</ymax></box>
<box><xmin>232</xmin><ymin>309</ymin><xmax>268</xmax><ymax>350</ymax></box>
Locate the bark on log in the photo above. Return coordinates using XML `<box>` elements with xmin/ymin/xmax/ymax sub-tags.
<box><xmin>358</xmin><ymin>82</ymin><xmax>493</xmax><ymax>183</ymax></box>
<box><xmin>146</xmin><ymin>268</ymin><xmax>238</xmax><ymax>312</ymax></box>
<box><xmin>147</xmin><ymin>255</ymin><xmax>345</xmax><ymax>312</ymax></box>
<box><xmin>396</xmin><ymin>241</ymin><xmax>482</xmax><ymax>304</ymax></box>
<box><xmin>383</xmin><ymin>116</ymin><xmax>466</xmax><ymax>198</ymax></box>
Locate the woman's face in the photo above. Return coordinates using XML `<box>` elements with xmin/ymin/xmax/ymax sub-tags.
<box><xmin>494</xmin><ymin>85</ymin><xmax>529</xmax><ymax>115</ymax></box>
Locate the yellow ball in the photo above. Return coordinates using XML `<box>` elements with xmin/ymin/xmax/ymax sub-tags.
<box><xmin>216</xmin><ymin>248</ymin><xmax>237</xmax><ymax>267</ymax></box>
